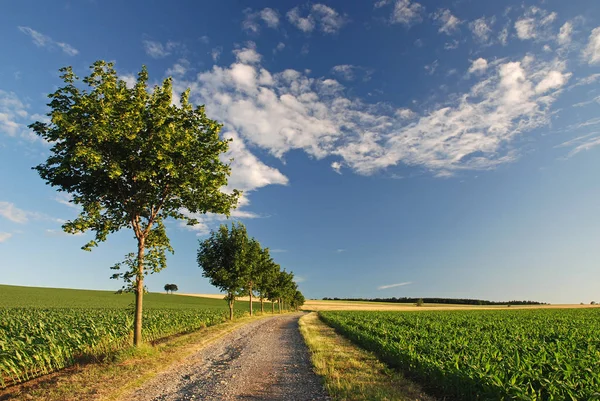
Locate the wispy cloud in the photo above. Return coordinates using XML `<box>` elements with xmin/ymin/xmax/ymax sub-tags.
<box><xmin>378</xmin><ymin>281</ymin><xmax>412</xmax><ymax>290</ymax></box>
<box><xmin>0</xmin><ymin>232</ymin><xmax>13</xmax><ymax>243</ymax></box>
<box><xmin>243</xmin><ymin>7</ymin><xmax>280</xmax><ymax>33</ymax></box>
<box><xmin>142</xmin><ymin>40</ymin><xmax>181</xmax><ymax>59</ymax></box>
<box><xmin>0</xmin><ymin>201</ymin><xmax>63</xmax><ymax>224</ymax></box>
<box><xmin>335</xmin><ymin>249</ymin><xmax>346</xmax><ymax>253</ymax></box>
<box><xmin>18</xmin><ymin>26</ymin><xmax>78</xmax><ymax>56</ymax></box>
<box><xmin>270</xmin><ymin>249</ymin><xmax>288</xmax><ymax>253</ymax></box>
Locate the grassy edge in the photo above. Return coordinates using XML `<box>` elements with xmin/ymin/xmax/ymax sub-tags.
<box><xmin>0</xmin><ymin>313</ymin><xmax>275</xmax><ymax>401</ymax></box>
<box><xmin>298</xmin><ymin>312</ymin><xmax>436</xmax><ymax>401</ymax></box>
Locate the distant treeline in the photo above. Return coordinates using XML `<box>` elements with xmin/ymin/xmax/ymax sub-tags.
<box><xmin>322</xmin><ymin>297</ymin><xmax>548</xmax><ymax>305</ymax></box>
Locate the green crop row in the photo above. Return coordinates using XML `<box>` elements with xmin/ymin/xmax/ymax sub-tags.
<box><xmin>0</xmin><ymin>307</ymin><xmax>244</xmax><ymax>387</ymax></box>
<box><xmin>319</xmin><ymin>309</ymin><xmax>600</xmax><ymax>400</ymax></box>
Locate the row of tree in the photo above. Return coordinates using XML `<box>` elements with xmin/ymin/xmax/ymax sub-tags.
<box><xmin>198</xmin><ymin>222</ymin><xmax>305</xmax><ymax>320</ymax></box>
<box><xmin>322</xmin><ymin>297</ymin><xmax>547</xmax><ymax>305</ymax></box>
<box><xmin>30</xmin><ymin>61</ymin><xmax>303</xmax><ymax>345</ymax></box>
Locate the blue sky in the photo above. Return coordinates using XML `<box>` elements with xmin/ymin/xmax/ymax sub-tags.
<box><xmin>1</xmin><ymin>0</ymin><xmax>599</xmax><ymax>304</ymax></box>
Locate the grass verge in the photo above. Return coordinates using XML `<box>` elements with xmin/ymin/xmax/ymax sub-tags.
<box><xmin>298</xmin><ymin>312</ymin><xmax>436</xmax><ymax>401</ymax></box>
<box><xmin>0</xmin><ymin>313</ymin><xmax>274</xmax><ymax>401</ymax></box>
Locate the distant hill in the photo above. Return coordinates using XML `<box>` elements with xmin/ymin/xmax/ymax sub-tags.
<box><xmin>0</xmin><ymin>284</ymin><xmax>251</xmax><ymax>309</ymax></box>
<box><xmin>322</xmin><ymin>297</ymin><xmax>547</xmax><ymax>306</ymax></box>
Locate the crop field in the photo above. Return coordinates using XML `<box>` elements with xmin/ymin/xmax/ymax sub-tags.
<box><xmin>320</xmin><ymin>309</ymin><xmax>600</xmax><ymax>400</ymax></box>
<box><xmin>0</xmin><ymin>285</ymin><xmax>262</xmax><ymax>387</ymax></box>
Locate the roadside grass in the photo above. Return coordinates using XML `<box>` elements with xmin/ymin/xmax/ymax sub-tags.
<box><xmin>0</xmin><ymin>313</ymin><xmax>275</xmax><ymax>401</ymax></box>
<box><xmin>298</xmin><ymin>312</ymin><xmax>435</xmax><ymax>401</ymax></box>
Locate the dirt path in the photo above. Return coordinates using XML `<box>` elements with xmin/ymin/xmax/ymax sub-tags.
<box><xmin>124</xmin><ymin>313</ymin><xmax>329</xmax><ymax>401</ymax></box>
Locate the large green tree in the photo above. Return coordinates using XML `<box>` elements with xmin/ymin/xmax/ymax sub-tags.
<box><xmin>197</xmin><ymin>222</ymin><xmax>249</xmax><ymax>320</ymax></box>
<box><xmin>31</xmin><ymin>61</ymin><xmax>239</xmax><ymax>345</ymax></box>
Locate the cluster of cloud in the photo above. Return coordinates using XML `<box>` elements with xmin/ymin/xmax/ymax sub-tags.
<box><xmin>18</xmin><ymin>26</ymin><xmax>78</xmax><ymax>56</ymax></box>
<box><xmin>287</xmin><ymin>4</ymin><xmax>348</xmax><ymax>34</ymax></box>
<box><xmin>169</xmin><ymin>43</ymin><xmax>573</xmax><ymax>182</ymax></box>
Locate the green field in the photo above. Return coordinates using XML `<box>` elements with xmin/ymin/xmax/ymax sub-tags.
<box><xmin>320</xmin><ymin>309</ymin><xmax>600</xmax><ymax>400</ymax></box>
<box><xmin>0</xmin><ymin>284</ymin><xmax>268</xmax><ymax>387</ymax></box>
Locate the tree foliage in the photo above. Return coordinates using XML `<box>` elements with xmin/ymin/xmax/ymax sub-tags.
<box><xmin>31</xmin><ymin>61</ymin><xmax>239</xmax><ymax>345</ymax></box>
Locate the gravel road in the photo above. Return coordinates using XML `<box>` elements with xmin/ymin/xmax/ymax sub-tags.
<box><xmin>126</xmin><ymin>313</ymin><xmax>329</xmax><ymax>401</ymax></box>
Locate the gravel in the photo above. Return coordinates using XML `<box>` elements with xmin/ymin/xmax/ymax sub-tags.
<box><xmin>126</xmin><ymin>313</ymin><xmax>329</xmax><ymax>401</ymax></box>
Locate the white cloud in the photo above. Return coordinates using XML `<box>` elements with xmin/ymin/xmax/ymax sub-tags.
<box><xmin>54</xmin><ymin>193</ymin><xmax>80</xmax><ymax>210</ymax></box>
<box><xmin>0</xmin><ymin>201</ymin><xmax>32</xmax><ymax>223</ymax></box>
<box><xmin>331</xmin><ymin>65</ymin><xmax>372</xmax><ymax>81</ymax></box>
<box><xmin>558</xmin><ymin>22</ymin><xmax>573</xmax><ymax>46</ymax></box>
<box><xmin>433</xmin><ymin>9</ymin><xmax>461</xmax><ymax>35</ymax></box>
<box><xmin>120</xmin><ymin>74</ymin><xmax>137</xmax><ymax>89</ymax></box>
<box><xmin>0</xmin><ymin>201</ymin><xmax>64</xmax><ymax>224</ymax></box>
<box><xmin>18</xmin><ymin>26</ymin><xmax>78</xmax><ymax>56</ymax></box>
<box><xmin>424</xmin><ymin>60</ymin><xmax>439</xmax><ymax>75</ymax></box>
<box><xmin>166</xmin><ymin>59</ymin><xmax>190</xmax><ymax>77</ymax></box>
<box><xmin>174</xmin><ymin>45</ymin><xmax>571</xmax><ymax>178</ymax></box>
<box><xmin>234</xmin><ymin>43</ymin><xmax>261</xmax><ymax>64</ymax></box>
<box><xmin>557</xmin><ymin>132</ymin><xmax>600</xmax><ymax>158</ymax></box>
<box><xmin>260</xmin><ymin>8</ymin><xmax>280</xmax><ymax>28</ymax></box>
<box><xmin>378</xmin><ymin>281</ymin><xmax>412</xmax><ymax>290</ymax></box>
<box><xmin>0</xmin><ymin>232</ymin><xmax>12</xmax><ymax>243</ymax></box>
<box><xmin>395</xmin><ymin>108</ymin><xmax>417</xmax><ymax>119</ymax></box>
<box><xmin>200</xmin><ymin>35</ymin><xmax>210</xmax><ymax>44</ymax></box>
<box><xmin>444</xmin><ymin>40</ymin><xmax>459</xmax><ymax>50</ymax></box>
<box><xmin>287</xmin><ymin>4</ymin><xmax>348</xmax><ymax>34</ymax></box>
<box><xmin>274</xmin><ymin>42</ymin><xmax>285</xmax><ymax>53</ymax></box>
<box><xmin>331</xmin><ymin>161</ymin><xmax>342</xmax><ymax>174</ymax></box>
<box><xmin>468</xmin><ymin>58</ymin><xmax>488</xmax><ymax>74</ymax></box>
<box><xmin>583</xmin><ymin>27</ymin><xmax>600</xmax><ymax>65</ymax></box>
<box><xmin>469</xmin><ymin>17</ymin><xmax>494</xmax><ymax>44</ymax></box>
<box><xmin>498</xmin><ymin>27</ymin><xmax>509</xmax><ymax>46</ymax></box>
<box><xmin>243</xmin><ymin>8</ymin><xmax>280</xmax><ymax>33</ymax></box>
<box><xmin>0</xmin><ymin>90</ymin><xmax>28</xmax><ymax>137</ymax></box>
<box><xmin>535</xmin><ymin>70</ymin><xmax>571</xmax><ymax>94</ymax></box>
<box><xmin>514</xmin><ymin>7</ymin><xmax>558</xmax><ymax>41</ymax></box>
<box><xmin>211</xmin><ymin>47</ymin><xmax>223</xmax><ymax>62</ymax></box>
<box><xmin>389</xmin><ymin>0</ymin><xmax>423</xmax><ymax>26</ymax></box>
<box><xmin>335</xmin><ymin>249</ymin><xmax>346</xmax><ymax>253</ymax></box>
<box><xmin>143</xmin><ymin>40</ymin><xmax>180</xmax><ymax>58</ymax></box>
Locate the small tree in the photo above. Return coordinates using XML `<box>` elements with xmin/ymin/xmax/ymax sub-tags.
<box><xmin>255</xmin><ymin>248</ymin><xmax>278</xmax><ymax>314</ymax></box>
<box><xmin>197</xmin><ymin>223</ymin><xmax>249</xmax><ymax>320</ymax></box>
<box><xmin>164</xmin><ymin>284</ymin><xmax>178</xmax><ymax>294</ymax></box>
<box><xmin>31</xmin><ymin>61</ymin><xmax>239</xmax><ymax>345</ymax></box>
<box><xmin>415</xmin><ymin>298</ymin><xmax>424</xmax><ymax>307</ymax></box>
<box><xmin>240</xmin><ymin>238</ymin><xmax>261</xmax><ymax>316</ymax></box>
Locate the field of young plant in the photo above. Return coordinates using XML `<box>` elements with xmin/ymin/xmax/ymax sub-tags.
<box><xmin>320</xmin><ymin>309</ymin><xmax>600</xmax><ymax>400</ymax></box>
<box><xmin>0</xmin><ymin>285</ymin><xmax>254</xmax><ymax>387</ymax></box>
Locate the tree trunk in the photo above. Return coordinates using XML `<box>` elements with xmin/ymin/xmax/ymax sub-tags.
<box><xmin>271</xmin><ymin>301</ymin><xmax>274</xmax><ymax>314</ymax></box>
<box><xmin>260</xmin><ymin>297</ymin><xmax>264</xmax><ymax>314</ymax></box>
<box><xmin>249</xmin><ymin>286</ymin><xmax>253</xmax><ymax>316</ymax></box>
<box><xmin>229</xmin><ymin>297</ymin><xmax>234</xmax><ymax>321</ymax></box>
<box><xmin>278</xmin><ymin>298</ymin><xmax>282</xmax><ymax>314</ymax></box>
<box><xmin>133</xmin><ymin>236</ymin><xmax>145</xmax><ymax>346</ymax></box>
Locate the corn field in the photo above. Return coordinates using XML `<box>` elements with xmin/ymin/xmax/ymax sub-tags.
<box><xmin>0</xmin><ymin>307</ymin><xmax>243</xmax><ymax>387</ymax></box>
<box><xmin>320</xmin><ymin>309</ymin><xmax>600</xmax><ymax>400</ymax></box>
